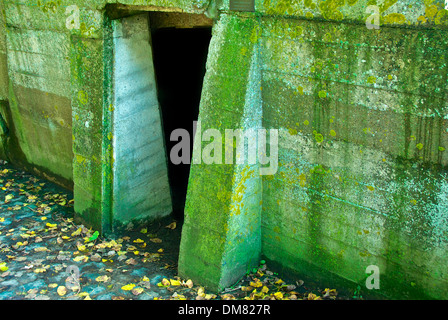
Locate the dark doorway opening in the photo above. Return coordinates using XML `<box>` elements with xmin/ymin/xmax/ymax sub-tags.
<box><xmin>151</xmin><ymin>27</ymin><xmax>212</xmax><ymax>221</ymax></box>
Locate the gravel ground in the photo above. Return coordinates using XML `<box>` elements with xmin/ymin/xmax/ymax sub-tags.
<box><xmin>0</xmin><ymin>161</ymin><xmax>359</xmax><ymax>301</ymax></box>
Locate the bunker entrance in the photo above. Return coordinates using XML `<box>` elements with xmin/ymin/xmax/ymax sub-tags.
<box><xmin>151</xmin><ymin>25</ymin><xmax>212</xmax><ymax>220</ymax></box>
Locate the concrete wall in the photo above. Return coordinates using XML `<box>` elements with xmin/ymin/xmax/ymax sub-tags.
<box><xmin>180</xmin><ymin>0</ymin><xmax>448</xmax><ymax>299</ymax></box>
<box><xmin>111</xmin><ymin>14</ymin><xmax>172</xmax><ymax>228</ymax></box>
<box><xmin>260</xmin><ymin>17</ymin><xmax>448</xmax><ymax>299</ymax></box>
<box><xmin>1</xmin><ymin>0</ymin><xmax>447</xmax><ymax>299</ymax></box>
<box><xmin>2</xmin><ymin>1</ymin><xmax>73</xmax><ymax>187</ymax></box>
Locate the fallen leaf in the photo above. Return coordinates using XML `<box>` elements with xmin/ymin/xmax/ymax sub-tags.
<box><xmin>96</xmin><ymin>275</ymin><xmax>110</xmax><ymax>283</ymax></box>
<box><xmin>274</xmin><ymin>279</ymin><xmax>284</xmax><ymax>285</ymax></box>
<box><xmin>250</xmin><ymin>279</ymin><xmax>263</xmax><ymax>288</ymax></box>
<box><xmin>165</xmin><ymin>221</ymin><xmax>177</xmax><ymax>230</ymax></box>
<box><xmin>73</xmin><ymin>255</ymin><xmax>88</xmax><ymax>262</ymax></box>
<box><xmin>132</xmin><ymin>287</ymin><xmax>144</xmax><ymax>295</ymax></box>
<box><xmin>273</xmin><ymin>292</ymin><xmax>283</xmax><ymax>300</ymax></box>
<box><xmin>149</xmin><ymin>238</ymin><xmax>162</xmax><ymax>243</ymax></box>
<box><xmin>71</xmin><ymin>228</ymin><xmax>82</xmax><ymax>237</ymax></box>
<box><xmin>85</xmin><ymin>231</ymin><xmax>99</xmax><ymax>242</ymax></box>
<box><xmin>184</xmin><ymin>279</ymin><xmax>194</xmax><ymax>288</ymax></box>
<box><xmin>48</xmin><ymin>283</ymin><xmax>58</xmax><ymax>288</ymax></box>
<box><xmin>34</xmin><ymin>247</ymin><xmax>49</xmax><ymax>252</ymax></box>
<box><xmin>125</xmin><ymin>258</ymin><xmax>137</xmax><ymax>265</ymax></box>
<box><xmin>140</xmin><ymin>228</ymin><xmax>147</xmax><ymax>234</ymax></box>
<box><xmin>121</xmin><ymin>283</ymin><xmax>136</xmax><ymax>291</ymax></box>
<box><xmin>170</xmin><ymin>279</ymin><xmax>181</xmax><ymax>286</ymax></box>
<box><xmin>57</xmin><ymin>286</ymin><xmax>67</xmax><ymax>296</ymax></box>
<box><xmin>133</xmin><ymin>238</ymin><xmax>145</xmax><ymax>243</ymax></box>
<box><xmin>0</xmin><ymin>263</ymin><xmax>8</xmax><ymax>272</ymax></box>
<box><xmin>162</xmin><ymin>278</ymin><xmax>171</xmax><ymax>286</ymax></box>
<box><xmin>46</xmin><ymin>223</ymin><xmax>57</xmax><ymax>228</ymax></box>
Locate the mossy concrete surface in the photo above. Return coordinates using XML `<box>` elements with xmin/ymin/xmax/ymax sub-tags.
<box><xmin>0</xmin><ymin>0</ymin><xmax>447</xmax><ymax>299</ymax></box>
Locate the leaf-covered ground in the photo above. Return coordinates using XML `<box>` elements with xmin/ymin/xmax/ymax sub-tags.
<box><xmin>0</xmin><ymin>161</ymin><xmax>360</xmax><ymax>300</ymax></box>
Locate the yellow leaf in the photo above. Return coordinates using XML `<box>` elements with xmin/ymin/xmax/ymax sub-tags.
<box><xmin>162</xmin><ymin>278</ymin><xmax>170</xmax><ymax>286</ymax></box>
<box><xmin>274</xmin><ymin>279</ymin><xmax>284</xmax><ymax>285</ymax></box>
<box><xmin>142</xmin><ymin>276</ymin><xmax>150</xmax><ymax>282</ymax></box>
<box><xmin>184</xmin><ymin>279</ymin><xmax>194</xmax><ymax>288</ymax></box>
<box><xmin>46</xmin><ymin>223</ymin><xmax>57</xmax><ymax>228</ymax></box>
<box><xmin>170</xmin><ymin>279</ymin><xmax>181</xmax><ymax>286</ymax></box>
<box><xmin>149</xmin><ymin>238</ymin><xmax>162</xmax><ymax>243</ymax></box>
<box><xmin>121</xmin><ymin>283</ymin><xmax>136</xmax><ymax>291</ymax></box>
<box><xmin>274</xmin><ymin>292</ymin><xmax>283</xmax><ymax>300</ymax></box>
<box><xmin>133</xmin><ymin>238</ymin><xmax>144</xmax><ymax>243</ymax></box>
<box><xmin>0</xmin><ymin>263</ymin><xmax>8</xmax><ymax>272</ymax></box>
<box><xmin>73</xmin><ymin>255</ymin><xmax>88</xmax><ymax>262</ymax></box>
<box><xmin>204</xmin><ymin>293</ymin><xmax>216</xmax><ymax>300</ymax></box>
<box><xmin>250</xmin><ymin>279</ymin><xmax>263</xmax><ymax>288</ymax></box>
<box><xmin>77</xmin><ymin>244</ymin><xmax>86</xmax><ymax>251</ymax></box>
<box><xmin>41</xmin><ymin>217</ymin><xmax>47</xmax><ymax>221</ymax></box>
<box><xmin>165</xmin><ymin>221</ymin><xmax>177</xmax><ymax>230</ymax></box>
<box><xmin>48</xmin><ymin>283</ymin><xmax>58</xmax><ymax>288</ymax></box>
<box><xmin>95</xmin><ymin>275</ymin><xmax>110</xmax><ymax>282</ymax></box>
<box><xmin>71</xmin><ymin>228</ymin><xmax>82</xmax><ymax>236</ymax></box>
<box><xmin>57</xmin><ymin>286</ymin><xmax>67</xmax><ymax>296</ymax></box>
<box><xmin>34</xmin><ymin>247</ymin><xmax>49</xmax><ymax>252</ymax></box>
<box><xmin>140</xmin><ymin>228</ymin><xmax>147</xmax><ymax>234</ymax></box>
<box><xmin>261</xmin><ymin>286</ymin><xmax>269</xmax><ymax>293</ymax></box>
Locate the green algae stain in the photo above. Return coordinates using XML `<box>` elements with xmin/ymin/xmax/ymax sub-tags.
<box><xmin>319</xmin><ymin>0</ymin><xmax>344</xmax><ymax>21</ymax></box>
<box><xmin>77</xmin><ymin>90</ymin><xmax>88</xmax><ymax>105</ymax></box>
<box><xmin>314</xmin><ymin>133</ymin><xmax>324</xmax><ymax>143</ymax></box>
<box><xmin>367</xmin><ymin>76</ymin><xmax>376</xmax><ymax>84</ymax></box>
<box><xmin>288</xmin><ymin>128</ymin><xmax>298</xmax><ymax>135</ymax></box>
<box><xmin>383</xmin><ymin>13</ymin><xmax>406</xmax><ymax>24</ymax></box>
<box><xmin>435</xmin><ymin>9</ymin><xmax>448</xmax><ymax>25</ymax></box>
<box><xmin>318</xmin><ymin>90</ymin><xmax>327</xmax><ymax>98</ymax></box>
